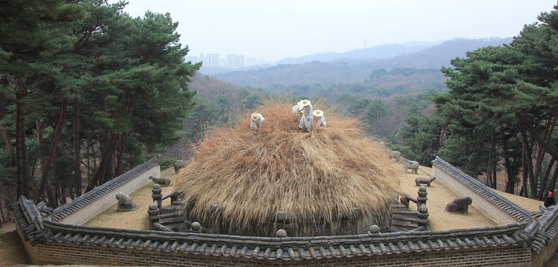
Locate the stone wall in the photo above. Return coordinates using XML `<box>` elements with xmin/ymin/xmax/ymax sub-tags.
<box><xmin>530</xmin><ymin>205</ymin><xmax>558</xmax><ymax>267</ymax></box>
<box><xmin>50</xmin><ymin>157</ymin><xmax>160</xmax><ymax>225</ymax></box>
<box><xmin>431</xmin><ymin>156</ymin><xmax>531</xmax><ymax>224</ymax></box>
<box><xmin>32</xmin><ymin>241</ymin><xmax>529</xmax><ymax>267</ymax></box>
<box><xmin>11</xmin><ymin>156</ymin><xmax>552</xmax><ymax>266</ymax></box>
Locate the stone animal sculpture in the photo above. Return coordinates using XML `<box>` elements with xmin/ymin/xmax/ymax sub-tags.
<box><xmin>388</xmin><ymin>150</ymin><xmax>401</xmax><ymax>161</ymax></box>
<box><xmin>415</xmin><ymin>177</ymin><xmax>436</xmax><ymax>186</ymax></box>
<box><xmin>149</xmin><ymin>176</ymin><xmax>171</xmax><ymax>186</ymax></box>
<box><xmin>400</xmin><ymin>157</ymin><xmax>419</xmax><ymax>174</ymax></box>
<box><xmin>115</xmin><ymin>192</ymin><xmax>137</xmax><ymax>211</ymax></box>
<box><xmin>445</xmin><ymin>196</ymin><xmax>473</xmax><ymax>213</ymax></box>
<box><xmin>173</xmin><ymin>160</ymin><xmax>186</xmax><ymax>173</ymax></box>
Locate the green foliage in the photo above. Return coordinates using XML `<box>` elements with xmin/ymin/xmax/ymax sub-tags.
<box><xmin>395</xmin><ymin>90</ymin><xmax>446</xmax><ymax>166</ymax></box>
<box><xmin>426</xmin><ymin>4</ymin><xmax>558</xmax><ymax>196</ymax></box>
<box><xmin>365</xmin><ymin>99</ymin><xmax>387</xmax><ymax>125</ymax></box>
<box><xmin>347</xmin><ymin>98</ymin><xmax>370</xmax><ymax>117</ymax></box>
<box><xmin>0</xmin><ymin>151</ymin><xmax>14</xmax><ymax>185</ymax></box>
<box><xmin>368</xmin><ymin>68</ymin><xmax>387</xmax><ymax>79</ymax></box>
<box><xmin>0</xmin><ymin>0</ymin><xmax>199</xmax><ymax>203</ymax></box>
<box><xmin>158</xmin><ymin>157</ymin><xmax>176</xmax><ymax>171</ymax></box>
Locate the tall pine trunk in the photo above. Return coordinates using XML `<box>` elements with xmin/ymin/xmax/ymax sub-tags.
<box><xmin>15</xmin><ymin>89</ymin><xmax>27</xmax><ymax>198</ymax></box>
<box><xmin>539</xmin><ymin>159</ymin><xmax>555</xmax><ymax>199</ymax></box>
<box><xmin>0</xmin><ymin>124</ymin><xmax>15</xmax><ymax>167</ymax></box>
<box><xmin>501</xmin><ymin>127</ymin><xmax>516</xmax><ymax>193</ymax></box>
<box><xmin>38</xmin><ymin>99</ymin><xmax>67</xmax><ymax>207</ymax></box>
<box><xmin>73</xmin><ymin>100</ymin><xmax>82</xmax><ymax>198</ymax></box>
<box><xmin>516</xmin><ymin>114</ymin><xmax>558</xmax><ymax>165</ymax></box>
<box><xmin>86</xmin><ymin>134</ymin><xmax>117</xmax><ymax>192</ymax></box>
<box><xmin>549</xmin><ymin>167</ymin><xmax>558</xmax><ymax>194</ymax></box>
<box><xmin>519</xmin><ymin>128</ymin><xmax>537</xmax><ymax>198</ymax></box>
<box><xmin>116</xmin><ymin>133</ymin><xmax>127</xmax><ymax>176</ymax></box>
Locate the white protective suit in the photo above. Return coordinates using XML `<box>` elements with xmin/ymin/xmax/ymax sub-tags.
<box><xmin>292</xmin><ymin>104</ymin><xmax>300</xmax><ymax>115</ymax></box>
<box><xmin>315</xmin><ymin>115</ymin><xmax>326</xmax><ymax>127</ymax></box>
<box><xmin>298</xmin><ymin>104</ymin><xmax>313</xmax><ymax>131</ymax></box>
<box><xmin>250</xmin><ymin>114</ymin><xmax>265</xmax><ymax>130</ymax></box>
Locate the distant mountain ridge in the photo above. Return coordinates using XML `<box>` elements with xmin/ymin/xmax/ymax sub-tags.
<box><xmin>212</xmin><ymin>37</ymin><xmax>513</xmax><ymax>89</ymax></box>
<box><xmin>276</xmin><ymin>40</ymin><xmax>445</xmax><ymax>64</ymax></box>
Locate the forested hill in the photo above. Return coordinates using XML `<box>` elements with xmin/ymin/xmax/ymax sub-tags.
<box><xmin>213</xmin><ymin>37</ymin><xmax>512</xmax><ymax>89</ymax></box>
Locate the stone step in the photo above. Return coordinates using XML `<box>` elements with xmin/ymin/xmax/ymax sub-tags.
<box><xmin>159</xmin><ymin>216</ymin><xmax>184</xmax><ymax>225</ymax></box>
<box><xmin>391</xmin><ymin>220</ymin><xmax>418</xmax><ymax>228</ymax></box>
<box><xmin>160</xmin><ymin>205</ymin><xmax>181</xmax><ymax>213</ymax></box>
<box><xmin>392</xmin><ymin>209</ymin><xmax>417</xmax><ymax>215</ymax></box>
<box><xmin>392</xmin><ymin>215</ymin><xmax>418</xmax><ymax>223</ymax></box>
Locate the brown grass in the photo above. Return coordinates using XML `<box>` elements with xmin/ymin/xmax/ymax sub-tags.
<box><xmin>174</xmin><ymin>99</ymin><xmax>401</xmax><ymax>234</ymax></box>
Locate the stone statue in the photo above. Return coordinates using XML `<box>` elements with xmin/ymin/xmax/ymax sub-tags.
<box><xmin>173</xmin><ymin>160</ymin><xmax>186</xmax><ymax>173</ymax></box>
<box><xmin>415</xmin><ymin>177</ymin><xmax>436</xmax><ymax>186</ymax></box>
<box><xmin>400</xmin><ymin>157</ymin><xmax>419</xmax><ymax>174</ymax></box>
<box><xmin>149</xmin><ymin>176</ymin><xmax>171</xmax><ymax>186</ymax></box>
<box><xmin>115</xmin><ymin>192</ymin><xmax>137</xmax><ymax>211</ymax></box>
<box><xmin>445</xmin><ymin>196</ymin><xmax>472</xmax><ymax>213</ymax></box>
<box><xmin>388</xmin><ymin>150</ymin><xmax>401</xmax><ymax>161</ymax></box>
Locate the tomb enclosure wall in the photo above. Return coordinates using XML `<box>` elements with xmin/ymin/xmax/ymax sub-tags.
<box><xmin>431</xmin><ymin>157</ymin><xmax>531</xmax><ymax>225</ymax></box>
<box><xmin>50</xmin><ymin>157</ymin><xmax>160</xmax><ymax>225</ymax></box>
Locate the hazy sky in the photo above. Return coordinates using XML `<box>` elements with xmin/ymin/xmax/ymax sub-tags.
<box><xmin>116</xmin><ymin>0</ymin><xmax>557</xmax><ymax>62</ymax></box>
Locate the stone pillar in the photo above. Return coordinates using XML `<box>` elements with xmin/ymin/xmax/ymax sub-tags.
<box><xmin>191</xmin><ymin>222</ymin><xmax>201</xmax><ymax>233</ymax></box>
<box><xmin>276</xmin><ymin>229</ymin><xmax>288</xmax><ymax>238</ymax></box>
<box><xmin>152</xmin><ymin>184</ymin><xmax>162</xmax><ymax>209</ymax></box>
<box><xmin>148</xmin><ymin>202</ymin><xmax>159</xmax><ymax>230</ymax></box>
<box><xmin>417</xmin><ymin>186</ymin><xmax>428</xmax><ymax>208</ymax></box>
<box><xmin>417</xmin><ymin>204</ymin><xmax>429</xmax><ymax>229</ymax></box>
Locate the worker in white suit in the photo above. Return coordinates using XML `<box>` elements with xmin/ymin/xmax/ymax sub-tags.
<box><xmin>250</xmin><ymin>112</ymin><xmax>265</xmax><ymax>134</ymax></box>
<box><xmin>313</xmin><ymin>110</ymin><xmax>326</xmax><ymax>128</ymax></box>
<box><xmin>292</xmin><ymin>100</ymin><xmax>302</xmax><ymax>115</ymax></box>
<box><xmin>298</xmin><ymin>100</ymin><xmax>313</xmax><ymax>132</ymax></box>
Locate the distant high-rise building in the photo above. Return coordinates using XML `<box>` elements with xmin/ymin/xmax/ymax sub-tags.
<box><xmin>189</xmin><ymin>53</ymin><xmax>271</xmax><ymax>73</ymax></box>
<box><xmin>204</xmin><ymin>53</ymin><xmax>220</xmax><ymax>68</ymax></box>
<box><xmin>226</xmin><ymin>54</ymin><xmax>245</xmax><ymax>69</ymax></box>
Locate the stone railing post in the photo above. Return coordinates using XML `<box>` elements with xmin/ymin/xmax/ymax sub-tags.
<box><xmin>148</xmin><ymin>202</ymin><xmax>160</xmax><ymax>230</ymax></box>
<box><xmin>417</xmin><ymin>186</ymin><xmax>428</xmax><ymax>208</ymax></box>
<box><xmin>417</xmin><ymin>204</ymin><xmax>429</xmax><ymax>229</ymax></box>
<box><xmin>152</xmin><ymin>184</ymin><xmax>162</xmax><ymax>209</ymax></box>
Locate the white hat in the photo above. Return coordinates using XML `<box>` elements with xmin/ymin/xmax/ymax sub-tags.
<box><xmin>313</xmin><ymin>110</ymin><xmax>323</xmax><ymax>117</ymax></box>
<box><xmin>298</xmin><ymin>100</ymin><xmax>311</xmax><ymax>108</ymax></box>
<box><xmin>251</xmin><ymin>113</ymin><xmax>260</xmax><ymax>121</ymax></box>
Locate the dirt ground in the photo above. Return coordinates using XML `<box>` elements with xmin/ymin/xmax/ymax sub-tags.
<box><xmin>0</xmin><ymin>223</ymin><xmax>30</xmax><ymax>266</ymax></box>
<box><xmin>1</xmin><ymin>166</ymin><xmax>557</xmax><ymax>266</ymax></box>
<box><xmin>401</xmin><ymin>167</ymin><xmax>543</xmax><ymax>229</ymax></box>
<box><xmin>400</xmin><ymin>167</ymin><xmax>495</xmax><ymax>230</ymax></box>
<box><xmin>83</xmin><ymin>168</ymin><xmax>176</xmax><ymax>230</ymax></box>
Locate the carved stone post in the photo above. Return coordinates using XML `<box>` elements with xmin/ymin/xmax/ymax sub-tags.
<box><xmin>191</xmin><ymin>222</ymin><xmax>201</xmax><ymax>233</ymax></box>
<box><xmin>152</xmin><ymin>184</ymin><xmax>162</xmax><ymax>209</ymax></box>
<box><xmin>276</xmin><ymin>229</ymin><xmax>288</xmax><ymax>238</ymax></box>
<box><xmin>417</xmin><ymin>204</ymin><xmax>429</xmax><ymax>229</ymax></box>
<box><xmin>417</xmin><ymin>186</ymin><xmax>428</xmax><ymax>208</ymax></box>
<box><xmin>148</xmin><ymin>202</ymin><xmax>159</xmax><ymax>230</ymax></box>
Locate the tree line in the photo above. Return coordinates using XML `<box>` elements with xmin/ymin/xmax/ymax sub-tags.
<box><xmin>397</xmin><ymin>4</ymin><xmax>558</xmax><ymax>199</ymax></box>
<box><xmin>0</xmin><ymin>0</ymin><xmax>199</xmax><ymax>210</ymax></box>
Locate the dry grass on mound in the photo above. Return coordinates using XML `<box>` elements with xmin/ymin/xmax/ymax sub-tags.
<box><xmin>174</xmin><ymin>99</ymin><xmax>401</xmax><ymax>232</ymax></box>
